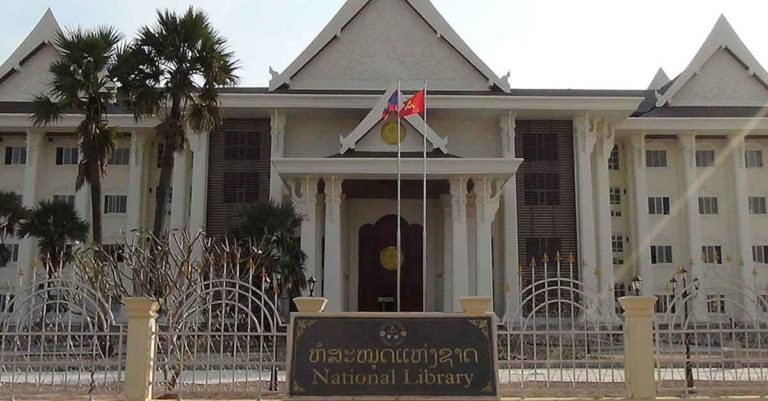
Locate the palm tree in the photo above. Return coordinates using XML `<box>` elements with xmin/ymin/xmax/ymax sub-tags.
<box><xmin>18</xmin><ymin>200</ymin><xmax>89</xmax><ymax>268</ymax></box>
<box><xmin>231</xmin><ymin>201</ymin><xmax>307</xmax><ymax>295</ymax></box>
<box><xmin>112</xmin><ymin>7</ymin><xmax>239</xmax><ymax>238</ymax></box>
<box><xmin>0</xmin><ymin>191</ymin><xmax>29</xmax><ymax>266</ymax></box>
<box><xmin>31</xmin><ymin>27</ymin><xmax>122</xmax><ymax>246</ymax></box>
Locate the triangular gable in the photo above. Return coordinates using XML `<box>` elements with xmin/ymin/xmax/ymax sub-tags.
<box><xmin>648</xmin><ymin>68</ymin><xmax>670</xmax><ymax>90</ymax></box>
<box><xmin>269</xmin><ymin>0</ymin><xmax>509</xmax><ymax>92</ymax></box>
<box><xmin>340</xmin><ymin>84</ymin><xmax>448</xmax><ymax>154</ymax></box>
<box><xmin>0</xmin><ymin>9</ymin><xmax>60</xmax><ymax>101</ymax></box>
<box><xmin>656</xmin><ymin>15</ymin><xmax>768</xmax><ymax>107</ymax></box>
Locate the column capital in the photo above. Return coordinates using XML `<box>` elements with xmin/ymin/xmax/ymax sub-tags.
<box><xmin>323</xmin><ymin>176</ymin><xmax>343</xmax><ymax>223</ymax></box>
<box><xmin>678</xmin><ymin>131</ymin><xmax>696</xmax><ymax>162</ymax></box>
<box><xmin>598</xmin><ymin>123</ymin><xmax>616</xmax><ymax>160</ymax></box>
<box><xmin>574</xmin><ymin>113</ymin><xmax>598</xmax><ymax>154</ymax></box>
<box><xmin>498</xmin><ymin>111</ymin><xmax>517</xmax><ymax>158</ymax></box>
<box><xmin>25</xmin><ymin>129</ymin><xmax>45</xmax><ymax>150</ymax></box>
<box><xmin>473</xmin><ymin>176</ymin><xmax>503</xmax><ymax>221</ymax></box>
<box><xmin>187</xmin><ymin>130</ymin><xmax>209</xmax><ymax>153</ymax></box>
<box><xmin>449</xmin><ymin>177</ymin><xmax>467</xmax><ymax>224</ymax></box>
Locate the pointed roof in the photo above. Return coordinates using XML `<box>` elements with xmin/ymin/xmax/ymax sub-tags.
<box><xmin>268</xmin><ymin>0</ymin><xmax>509</xmax><ymax>93</ymax></box>
<box><xmin>0</xmin><ymin>9</ymin><xmax>60</xmax><ymax>87</ymax></box>
<box><xmin>655</xmin><ymin>15</ymin><xmax>768</xmax><ymax>107</ymax></box>
<box><xmin>647</xmin><ymin>68</ymin><xmax>670</xmax><ymax>90</ymax></box>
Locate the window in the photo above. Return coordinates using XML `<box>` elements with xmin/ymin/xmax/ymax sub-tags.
<box><xmin>698</xmin><ymin>197</ymin><xmax>719</xmax><ymax>215</ymax></box>
<box><xmin>109</xmin><ymin>147</ymin><xmax>130</xmax><ymax>165</ymax></box>
<box><xmin>523</xmin><ymin>173</ymin><xmax>560</xmax><ymax>206</ymax></box>
<box><xmin>8</xmin><ymin>243</ymin><xmax>19</xmax><ymax>263</ymax></box>
<box><xmin>610</xmin><ymin>187</ymin><xmax>622</xmax><ymax>217</ymax></box>
<box><xmin>614</xmin><ymin>283</ymin><xmax>626</xmax><ymax>314</ymax></box>
<box><xmin>746</xmin><ymin>150</ymin><xmax>763</xmax><ymax>168</ymax></box>
<box><xmin>753</xmin><ymin>245</ymin><xmax>768</xmax><ymax>263</ymax></box>
<box><xmin>648</xmin><ymin>196</ymin><xmax>670</xmax><ymax>215</ymax></box>
<box><xmin>701</xmin><ymin>245</ymin><xmax>722</xmax><ymax>264</ymax></box>
<box><xmin>223</xmin><ymin>172</ymin><xmax>260</xmax><ymax>204</ymax></box>
<box><xmin>524</xmin><ymin>237</ymin><xmax>561</xmax><ymax>263</ymax></box>
<box><xmin>749</xmin><ymin>197</ymin><xmax>767</xmax><ymax>214</ymax></box>
<box><xmin>102</xmin><ymin>244</ymin><xmax>125</xmax><ymax>262</ymax></box>
<box><xmin>707</xmin><ymin>294</ymin><xmax>726</xmax><ymax>314</ymax></box>
<box><xmin>224</xmin><ymin>132</ymin><xmax>261</xmax><ymax>160</ymax></box>
<box><xmin>104</xmin><ymin>195</ymin><xmax>127</xmax><ymax>214</ymax></box>
<box><xmin>760</xmin><ymin>294</ymin><xmax>768</xmax><ymax>313</ymax></box>
<box><xmin>156</xmin><ymin>142</ymin><xmax>164</xmax><ymax>168</ymax></box>
<box><xmin>608</xmin><ymin>145</ymin><xmax>620</xmax><ymax>170</ymax></box>
<box><xmin>646</xmin><ymin>150</ymin><xmax>667</xmax><ymax>167</ymax></box>
<box><xmin>0</xmin><ymin>294</ymin><xmax>14</xmax><ymax>313</ymax></box>
<box><xmin>612</xmin><ymin>235</ymin><xmax>624</xmax><ymax>265</ymax></box>
<box><xmin>655</xmin><ymin>294</ymin><xmax>674</xmax><ymax>314</ymax></box>
<box><xmin>651</xmin><ymin>245</ymin><xmax>673</xmax><ymax>264</ymax></box>
<box><xmin>4</xmin><ymin>146</ymin><xmax>26</xmax><ymax>165</ymax></box>
<box><xmin>55</xmin><ymin>147</ymin><xmax>78</xmax><ymax>165</ymax></box>
<box><xmin>522</xmin><ymin>133</ymin><xmax>558</xmax><ymax>161</ymax></box>
<box><xmin>53</xmin><ymin>194</ymin><xmax>75</xmax><ymax>206</ymax></box>
<box><xmin>696</xmin><ymin>150</ymin><xmax>715</xmax><ymax>167</ymax></box>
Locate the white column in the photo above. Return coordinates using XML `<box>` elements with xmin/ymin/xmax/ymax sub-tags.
<box><xmin>678</xmin><ymin>133</ymin><xmax>706</xmax><ymax>317</ymax></box>
<box><xmin>188</xmin><ymin>131</ymin><xmax>209</xmax><ymax>236</ymax></box>
<box><xmin>19</xmin><ymin>130</ymin><xmax>44</xmax><ymax>285</ymax></box>
<box><xmin>323</xmin><ymin>176</ymin><xmax>343</xmax><ymax>312</ymax></box>
<box><xmin>474</xmin><ymin>177</ymin><xmax>502</xmax><ymax>306</ymax></box>
<box><xmin>290</xmin><ymin>177</ymin><xmax>319</xmax><ymax>296</ymax></box>
<box><xmin>729</xmin><ymin>136</ymin><xmax>757</xmax><ymax>319</ymax></box>
<box><xmin>316</xmin><ymin>194</ymin><xmax>326</xmax><ymax>295</ymax></box>
<box><xmin>269</xmin><ymin>110</ymin><xmax>286</xmax><ymax>203</ymax></box>
<box><xmin>126</xmin><ymin>131</ymin><xmax>147</xmax><ymax>233</ymax></box>
<box><xmin>594</xmin><ymin>124</ymin><xmax>616</xmax><ymax>317</ymax></box>
<box><xmin>440</xmin><ymin>195</ymin><xmax>452</xmax><ymax>311</ymax></box>
<box><xmin>449</xmin><ymin>177</ymin><xmax>469</xmax><ymax>311</ymax></box>
<box><xmin>169</xmin><ymin>146</ymin><xmax>191</xmax><ymax>232</ymax></box>
<box><xmin>628</xmin><ymin>134</ymin><xmax>652</xmax><ymax>296</ymax></box>
<box><xmin>574</xmin><ymin>115</ymin><xmax>598</xmax><ymax>309</ymax></box>
<box><xmin>500</xmin><ymin>113</ymin><xmax>520</xmax><ymax>321</ymax></box>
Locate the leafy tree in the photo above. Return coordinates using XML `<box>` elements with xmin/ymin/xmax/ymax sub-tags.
<box><xmin>112</xmin><ymin>7</ymin><xmax>239</xmax><ymax>238</ymax></box>
<box><xmin>0</xmin><ymin>191</ymin><xmax>29</xmax><ymax>266</ymax></box>
<box><xmin>231</xmin><ymin>201</ymin><xmax>307</xmax><ymax>295</ymax></box>
<box><xmin>31</xmin><ymin>27</ymin><xmax>122</xmax><ymax>245</ymax></box>
<box><xmin>18</xmin><ymin>200</ymin><xmax>89</xmax><ymax>268</ymax></box>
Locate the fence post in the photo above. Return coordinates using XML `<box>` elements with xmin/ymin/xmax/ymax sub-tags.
<box><xmin>619</xmin><ymin>296</ymin><xmax>657</xmax><ymax>400</ymax></box>
<box><xmin>123</xmin><ymin>297</ymin><xmax>160</xmax><ymax>401</ymax></box>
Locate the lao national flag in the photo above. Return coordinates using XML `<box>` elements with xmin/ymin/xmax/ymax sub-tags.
<box><xmin>381</xmin><ymin>92</ymin><xmax>399</xmax><ymax>120</ymax></box>
<box><xmin>400</xmin><ymin>89</ymin><xmax>425</xmax><ymax>117</ymax></box>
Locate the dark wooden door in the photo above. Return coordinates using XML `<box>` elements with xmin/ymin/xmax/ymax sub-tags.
<box><xmin>357</xmin><ymin>215</ymin><xmax>423</xmax><ymax>312</ymax></box>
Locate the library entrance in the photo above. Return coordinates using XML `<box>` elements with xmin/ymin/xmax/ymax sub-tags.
<box><xmin>357</xmin><ymin>214</ymin><xmax>423</xmax><ymax>312</ymax></box>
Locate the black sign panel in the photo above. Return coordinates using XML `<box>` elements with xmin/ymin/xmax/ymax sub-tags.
<box><xmin>288</xmin><ymin>315</ymin><xmax>498</xmax><ymax>398</ymax></box>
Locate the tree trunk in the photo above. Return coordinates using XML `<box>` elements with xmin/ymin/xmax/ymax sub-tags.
<box><xmin>89</xmin><ymin>158</ymin><xmax>103</xmax><ymax>246</ymax></box>
<box><xmin>152</xmin><ymin>144</ymin><xmax>176</xmax><ymax>238</ymax></box>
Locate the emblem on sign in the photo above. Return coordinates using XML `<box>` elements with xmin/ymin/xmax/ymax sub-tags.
<box><xmin>380</xmin><ymin>120</ymin><xmax>406</xmax><ymax>144</ymax></box>
<box><xmin>379</xmin><ymin>246</ymin><xmax>404</xmax><ymax>271</ymax></box>
<box><xmin>378</xmin><ymin>321</ymin><xmax>407</xmax><ymax>346</ymax></box>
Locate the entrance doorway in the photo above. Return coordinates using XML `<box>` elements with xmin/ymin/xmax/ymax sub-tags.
<box><xmin>357</xmin><ymin>215</ymin><xmax>423</xmax><ymax>312</ymax></box>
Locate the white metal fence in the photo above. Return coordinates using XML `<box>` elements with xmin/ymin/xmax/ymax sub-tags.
<box><xmin>498</xmin><ymin>254</ymin><xmax>626</xmax><ymax>398</ymax></box>
<box><xmin>0</xmin><ymin>263</ymin><xmax>126</xmax><ymax>400</ymax></box>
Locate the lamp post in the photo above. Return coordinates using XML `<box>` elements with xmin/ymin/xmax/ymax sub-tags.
<box><xmin>630</xmin><ymin>274</ymin><xmax>643</xmax><ymax>296</ymax></box>
<box><xmin>308</xmin><ymin>275</ymin><xmax>318</xmax><ymax>297</ymax></box>
<box><xmin>673</xmin><ymin>267</ymin><xmax>695</xmax><ymax>390</ymax></box>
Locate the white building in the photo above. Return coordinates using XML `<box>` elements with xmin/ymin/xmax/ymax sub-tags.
<box><xmin>1</xmin><ymin>1</ymin><xmax>767</xmax><ymax>320</ymax></box>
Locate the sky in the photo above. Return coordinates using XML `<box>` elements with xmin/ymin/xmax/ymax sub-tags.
<box><xmin>1</xmin><ymin>0</ymin><xmax>767</xmax><ymax>90</ymax></box>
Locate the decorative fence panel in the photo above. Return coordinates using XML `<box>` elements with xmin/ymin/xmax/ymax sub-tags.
<box><xmin>0</xmin><ymin>264</ymin><xmax>126</xmax><ymax>400</ymax></box>
<box><xmin>151</xmin><ymin>259</ymin><xmax>288</xmax><ymax>400</ymax></box>
<box><xmin>655</xmin><ymin>271</ymin><xmax>768</xmax><ymax>397</ymax></box>
<box><xmin>498</xmin><ymin>254</ymin><xmax>626</xmax><ymax>398</ymax></box>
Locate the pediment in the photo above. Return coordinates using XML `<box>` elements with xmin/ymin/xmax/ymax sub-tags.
<box><xmin>270</xmin><ymin>0</ymin><xmax>508</xmax><ymax>92</ymax></box>
<box><xmin>670</xmin><ymin>48</ymin><xmax>768</xmax><ymax>106</ymax></box>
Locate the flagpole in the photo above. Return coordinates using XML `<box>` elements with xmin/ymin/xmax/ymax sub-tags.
<box><xmin>396</xmin><ymin>80</ymin><xmax>402</xmax><ymax>312</ymax></box>
<box><xmin>422</xmin><ymin>80</ymin><xmax>427</xmax><ymax>311</ymax></box>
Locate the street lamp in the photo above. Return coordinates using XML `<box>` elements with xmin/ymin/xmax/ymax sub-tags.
<box><xmin>630</xmin><ymin>274</ymin><xmax>643</xmax><ymax>296</ymax></box>
<box><xmin>308</xmin><ymin>275</ymin><xmax>318</xmax><ymax>297</ymax></box>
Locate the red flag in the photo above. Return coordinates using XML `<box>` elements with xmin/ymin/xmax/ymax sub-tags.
<box><xmin>399</xmin><ymin>89</ymin><xmax>425</xmax><ymax>117</ymax></box>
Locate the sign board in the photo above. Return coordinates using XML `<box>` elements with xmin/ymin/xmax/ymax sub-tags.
<box><xmin>287</xmin><ymin>313</ymin><xmax>499</xmax><ymax>400</ymax></box>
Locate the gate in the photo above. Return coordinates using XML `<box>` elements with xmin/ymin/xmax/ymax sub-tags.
<box><xmin>151</xmin><ymin>254</ymin><xmax>288</xmax><ymax>400</ymax></box>
<box><xmin>655</xmin><ymin>270</ymin><xmax>768</xmax><ymax>397</ymax></box>
<box><xmin>0</xmin><ymin>262</ymin><xmax>126</xmax><ymax>400</ymax></box>
<box><xmin>498</xmin><ymin>254</ymin><xmax>625</xmax><ymax>398</ymax></box>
